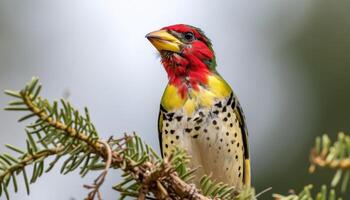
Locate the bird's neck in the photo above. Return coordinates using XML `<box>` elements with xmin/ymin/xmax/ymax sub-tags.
<box><xmin>162</xmin><ymin>53</ymin><xmax>213</xmax><ymax>99</ymax></box>
<box><xmin>160</xmin><ymin>72</ymin><xmax>232</xmax><ymax>115</ymax></box>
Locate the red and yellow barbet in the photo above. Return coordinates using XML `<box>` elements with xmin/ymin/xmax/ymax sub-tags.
<box><xmin>146</xmin><ymin>24</ymin><xmax>251</xmax><ymax>190</ymax></box>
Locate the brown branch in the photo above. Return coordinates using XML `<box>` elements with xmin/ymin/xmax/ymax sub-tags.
<box><xmin>110</xmin><ymin>149</ymin><xmax>213</xmax><ymax>200</ymax></box>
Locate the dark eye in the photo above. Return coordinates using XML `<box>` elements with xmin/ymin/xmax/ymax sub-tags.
<box><xmin>183</xmin><ymin>32</ymin><xmax>194</xmax><ymax>41</ymax></box>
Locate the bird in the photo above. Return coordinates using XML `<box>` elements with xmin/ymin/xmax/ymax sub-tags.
<box><xmin>146</xmin><ymin>24</ymin><xmax>251</xmax><ymax>190</ymax></box>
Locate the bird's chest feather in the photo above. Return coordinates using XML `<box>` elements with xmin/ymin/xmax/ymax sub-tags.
<box><xmin>160</xmin><ymin>85</ymin><xmax>245</xmax><ymax>188</ymax></box>
<box><xmin>160</xmin><ymin>74</ymin><xmax>232</xmax><ymax>115</ymax></box>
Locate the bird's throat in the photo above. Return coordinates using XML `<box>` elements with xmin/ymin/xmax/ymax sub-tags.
<box><xmin>162</xmin><ymin>53</ymin><xmax>211</xmax><ymax>99</ymax></box>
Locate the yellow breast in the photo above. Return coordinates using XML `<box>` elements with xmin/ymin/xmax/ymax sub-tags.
<box><xmin>161</xmin><ymin>74</ymin><xmax>232</xmax><ymax>115</ymax></box>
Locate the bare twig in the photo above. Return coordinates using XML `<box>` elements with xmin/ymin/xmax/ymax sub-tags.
<box><xmin>84</xmin><ymin>141</ymin><xmax>112</xmax><ymax>200</ymax></box>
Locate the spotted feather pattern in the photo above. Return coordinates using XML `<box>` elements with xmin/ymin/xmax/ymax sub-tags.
<box><xmin>158</xmin><ymin>92</ymin><xmax>249</xmax><ymax>189</ymax></box>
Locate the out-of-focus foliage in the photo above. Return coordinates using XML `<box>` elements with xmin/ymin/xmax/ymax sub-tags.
<box><xmin>309</xmin><ymin>132</ymin><xmax>350</xmax><ymax>192</ymax></box>
<box><xmin>273</xmin><ymin>185</ymin><xmax>342</xmax><ymax>200</ymax></box>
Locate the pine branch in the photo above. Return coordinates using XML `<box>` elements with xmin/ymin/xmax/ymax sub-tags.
<box><xmin>0</xmin><ymin>146</ymin><xmax>64</xmax><ymax>198</ymax></box>
<box><xmin>4</xmin><ymin>77</ymin><xmax>344</xmax><ymax>200</ymax></box>
<box><xmin>1</xmin><ymin>77</ymin><xmax>255</xmax><ymax>200</ymax></box>
<box><xmin>1</xmin><ymin>77</ymin><xmax>106</xmax><ymax>199</ymax></box>
<box><xmin>309</xmin><ymin>132</ymin><xmax>350</xmax><ymax>192</ymax></box>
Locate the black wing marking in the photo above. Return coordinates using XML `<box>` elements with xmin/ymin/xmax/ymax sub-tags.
<box><xmin>231</xmin><ymin>92</ymin><xmax>251</xmax><ymax>185</ymax></box>
<box><xmin>234</xmin><ymin>97</ymin><xmax>249</xmax><ymax>159</ymax></box>
<box><xmin>157</xmin><ymin>105</ymin><xmax>168</xmax><ymax>158</ymax></box>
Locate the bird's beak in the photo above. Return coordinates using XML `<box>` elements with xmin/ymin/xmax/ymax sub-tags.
<box><xmin>146</xmin><ymin>30</ymin><xmax>183</xmax><ymax>53</ymax></box>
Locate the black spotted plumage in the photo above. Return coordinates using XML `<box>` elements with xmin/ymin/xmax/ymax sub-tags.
<box><xmin>158</xmin><ymin>92</ymin><xmax>250</xmax><ymax>188</ymax></box>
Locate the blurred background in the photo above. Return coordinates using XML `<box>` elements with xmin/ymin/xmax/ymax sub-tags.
<box><xmin>1</xmin><ymin>0</ymin><xmax>350</xmax><ymax>199</ymax></box>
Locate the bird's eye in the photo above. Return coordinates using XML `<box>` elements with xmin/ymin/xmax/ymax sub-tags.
<box><xmin>183</xmin><ymin>32</ymin><xmax>194</xmax><ymax>41</ymax></box>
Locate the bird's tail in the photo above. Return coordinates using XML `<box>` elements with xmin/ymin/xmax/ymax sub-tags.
<box><xmin>244</xmin><ymin>159</ymin><xmax>251</xmax><ymax>186</ymax></box>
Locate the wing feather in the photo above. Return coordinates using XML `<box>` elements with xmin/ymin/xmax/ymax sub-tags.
<box><xmin>157</xmin><ymin>105</ymin><xmax>167</xmax><ymax>157</ymax></box>
<box><xmin>234</xmin><ymin>97</ymin><xmax>251</xmax><ymax>186</ymax></box>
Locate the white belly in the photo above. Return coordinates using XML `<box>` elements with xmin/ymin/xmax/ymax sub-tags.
<box><xmin>161</xmin><ymin>97</ymin><xmax>245</xmax><ymax>189</ymax></box>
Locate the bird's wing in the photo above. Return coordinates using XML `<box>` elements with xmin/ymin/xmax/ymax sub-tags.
<box><xmin>157</xmin><ymin>105</ymin><xmax>166</xmax><ymax>157</ymax></box>
<box><xmin>234</xmin><ymin>98</ymin><xmax>251</xmax><ymax>186</ymax></box>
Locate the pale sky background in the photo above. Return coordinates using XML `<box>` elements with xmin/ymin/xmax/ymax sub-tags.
<box><xmin>1</xmin><ymin>0</ymin><xmax>350</xmax><ymax>199</ymax></box>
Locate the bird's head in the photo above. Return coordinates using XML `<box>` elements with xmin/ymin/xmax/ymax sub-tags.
<box><xmin>146</xmin><ymin>24</ymin><xmax>216</xmax><ymax>97</ymax></box>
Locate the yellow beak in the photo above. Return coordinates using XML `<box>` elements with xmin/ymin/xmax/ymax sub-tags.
<box><xmin>146</xmin><ymin>30</ymin><xmax>183</xmax><ymax>53</ymax></box>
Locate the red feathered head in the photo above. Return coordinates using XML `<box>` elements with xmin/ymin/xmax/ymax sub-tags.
<box><xmin>146</xmin><ymin>24</ymin><xmax>217</xmax><ymax>97</ymax></box>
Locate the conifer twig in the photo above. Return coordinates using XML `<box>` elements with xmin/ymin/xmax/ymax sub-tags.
<box><xmin>0</xmin><ymin>146</ymin><xmax>64</xmax><ymax>184</ymax></box>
